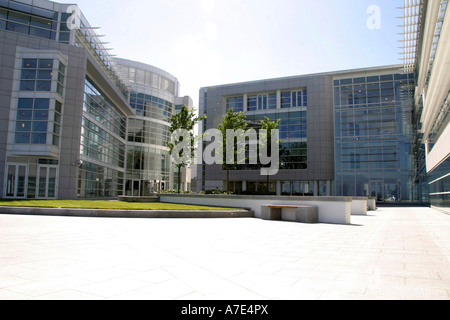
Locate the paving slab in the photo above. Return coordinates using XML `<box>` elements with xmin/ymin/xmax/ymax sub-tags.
<box><xmin>0</xmin><ymin>207</ymin><xmax>449</xmax><ymax>300</ymax></box>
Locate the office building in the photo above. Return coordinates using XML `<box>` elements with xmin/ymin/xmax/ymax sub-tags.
<box><xmin>197</xmin><ymin>66</ymin><xmax>417</xmax><ymax>202</ymax></box>
<box><xmin>402</xmin><ymin>0</ymin><xmax>450</xmax><ymax>212</ymax></box>
<box><xmin>115</xmin><ymin>58</ymin><xmax>193</xmax><ymax>195</ymax></box>
<box><xmin>0</xmin><ymin>0</ymin><xmax>192</xmax><ymax>199</ymax></box>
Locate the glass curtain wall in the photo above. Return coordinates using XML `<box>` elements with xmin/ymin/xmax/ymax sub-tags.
<box><xmin>78</xmin><ymin>77</ymin><xmax>127</xmax><ymax>198</ymax></box>
<box><xmin>334</xmin><ymin>73</ymin><xmax>416</xmax><ymax>202</ymax></box>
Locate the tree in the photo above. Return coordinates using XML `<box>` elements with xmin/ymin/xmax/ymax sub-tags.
<box><xmin>218</xmin><ymin>108</ymin><xmax>248</xmax><ymax>193</ymax></box>
<box><xmin>167</xmin><ymin>105</ymin><xmax>206</xmax><ymax>193</ymax></box>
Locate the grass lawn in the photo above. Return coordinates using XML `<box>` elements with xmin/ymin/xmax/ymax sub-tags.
<box><xmin>0</xmin><ymin>200</ymin><xmax>243</xmax><ymax>211</ymax></box>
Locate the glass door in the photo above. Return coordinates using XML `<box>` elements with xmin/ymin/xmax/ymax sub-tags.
<box><xmin>370</xmin><ymin>180</ymin><xmax>383</xmax><ymax>202</ymax></box>
<box><xmin>37</xmin><ymin>166</ymin><xmax>58</xmax><ymax>199</ymax></box>
<box><xmin>5</xmin><ymin>164</ymin><xmax>27</xmax><ymax>198</ymax></box>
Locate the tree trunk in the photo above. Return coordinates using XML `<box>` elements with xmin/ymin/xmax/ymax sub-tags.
<box><xmin>227</xmin><ymin>169</ymin><xmax>230</xmax><ymax>193</ymax></box>
<box><xmin>178</xmin><ymin>165</ymin><xmax>182</xmax><ymax>194</ymax></box>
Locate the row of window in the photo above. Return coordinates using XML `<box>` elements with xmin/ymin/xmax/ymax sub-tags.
<box><xmin>129</xmin><ymin>92</ymin><xmax>173</xmax><ymax>123</ymax></box>
<box><xmin>20</xmin><ymin>59</ymin><xmax>65</xmax><ymax>96</ymax></box>
<box><xmin>246</xmin><ymin>111</ymin><xmax>308</xmax><ymax>140</ymax></box>
<box><xmin>334</xmin><ymin>73</ymin><xmax>414</xmax><ymax>86</ymax></box>
<box><xmin>227</xmin><ymin>89</ymin><xmax>308</xmax><ymax>113</ymax></box>
<box><xmin>83</xmin><ymin>78</ymin><xmax>127</xmax><ymax>140</ymax></box>
<box><xmin>5</xmin><ymin>163</ymin><xmax>57</xmax><ymax>199</ymax></box>
<box><xmin>335</xmin><ymin>79</ymin><xmax>414</xmax><ymax>107</ymax></box>
<box><xmin>335</xmin><ymin>107</ymin><xmax>413</xmax><ymax>138</ymax></box>
<box><xmin>15</xmin><ymin>98</ymin><xmax>61</xmax><ymax>146</ymax></box>
<box><xmin>77</xmin><ymin>162</ymin><xmax>124</xmax><ymax>198</ymax></box>
<box><xmin>80</xmin><ymin>118</ymin><xmax>126</xmax><ymax>169</ymax></box>
<box><xmin>336</xmin><ymin>140</ymin><xmax>411</xmax><ymax>171</ymax></box>
<box><xmin>127</xmin><ymin>118</ymin><xmax>170</xmax><ymax>147</ymax></box>
<box><xmin>117</xmin><ymin>65</ymin><xmax>177</xmax><ymax>96</ymax></box>
<box><xmin>126</xmin><ymin>146</ymin><xmax>170</xmax><ymax>177</ymax></box>
<box><xmin>0</xmin><ymin>5</ymin><xmax>71</xmax><ymax>43</ymax></box>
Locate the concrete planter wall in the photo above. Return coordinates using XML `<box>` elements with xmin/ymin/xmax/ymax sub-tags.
<box><xmin>158</xmin><ymin>194</ymin><xmax>353</xmax><ymax>225</ymax></box>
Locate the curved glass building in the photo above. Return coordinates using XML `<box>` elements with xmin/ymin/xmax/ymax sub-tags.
<box><xmin>114</xmin><ymin>58</ymin><xmax>192</xmax><ymax>195</ymax></box>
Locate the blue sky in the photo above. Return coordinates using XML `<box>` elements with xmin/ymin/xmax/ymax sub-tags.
<box><xmin>57</xmin><ymin>0</ymin><xmax>403</xmax><ymax>107</ymax></box>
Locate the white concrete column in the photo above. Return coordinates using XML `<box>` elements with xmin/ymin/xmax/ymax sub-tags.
<box><xmin>327</xmin><ymin>180</ymin><xmax>332</xmax><ymax>196</ymax></box>
<box><xmin>242</xmin><ymin>180</ymin><xmax>247</xmax><ymax>192</ymax></box>
<box><xmin>276</xmin><ymin>181</ymin><xmax>281</xmax><ymax>196</ymax></box>
<box><xmin>243</xmin><ymin>93</ymin><xmax>248</xmax><ymax>112</ymax></box>
<box><xmin>276</xmin><ymin>90</ymin><xmax>281</xmax><ymax>109</ymax></box>
<box><xmin>314</xmin><ymin>181</ymin><xmax>319</xmax><ymax>197</ymax></box>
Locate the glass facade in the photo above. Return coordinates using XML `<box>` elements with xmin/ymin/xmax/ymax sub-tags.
<box><xmin>5</xmin><ymin>158</ymin><xmax>58</xmax><ymax>199</ymax></box>
<box><xmin>244</xmin><ymin>112</ymin><xmax>308</xmax><ymax>171</ymax></box>
<box><xmin>15</xmin><ymin>98</ymin><xmax>49</xmax><ymax>145</ymax></box>
<box><xmin>127</xmin><ymin>118</ymin><xmax>170</xmax><ymax>147</ymax></box>
<box><xmin>334</xmin><ymin>73</ymin><xmax>416</xmax><ymax>202</ymax></box>
<box><xmin>428</xmin><ymin>156</ymin><xmax>450</xmax><ymax>211</ymax></box>
<box><xmin>20</xmin><ymin>58</ymin><xmax>53</xmax><ymax>92</ymax></box>
<box><xmin>0</xmin><ymin>4</ymin><xmax>57</xmax><ymax>40</ymax></box>
<box><xmin>125</xmin><ymin>146</ymin><xmax>171</xmax><ymax>196</ymax></box>
<box><xmin>116</xmin><ymin>65</ymin><xmax>177</xmax><ymax>96</ymax></box>
<box><xmin>226</xmin><ymin>96</ymin><xmax>244</xmax><ymax>113</ymax></box>
<box><xmin>0</xmin><ymin>1</ymin><xmax>72</xmax><ymax>43</ymax></box>
<box><xmin>78</xmin><ymin>77</ymin><xmax>127</xmax><ymax>198</ymax></box>
<box><xmin>83</xmin><ymin>77</ymin><xmax>127</xmax><ymax>139</ymax></box>
<box><xmin>129</xmin><ymin>92</ymin><xmax>173</xmax><ymax>123</ymax></box>
<box><xmin>281</xmin><ymin>89</ymin><xmax>307</xmax><ymax>108</ymax></box>
<box><xmin>248</xmin><ymin>93</ymin><xmax>277</xmax><ymax>111</ymax></box>
<box><xmin>14</xmin><ymin>58</ymin><xmax>65</xmax><ymax>147</ymax></box>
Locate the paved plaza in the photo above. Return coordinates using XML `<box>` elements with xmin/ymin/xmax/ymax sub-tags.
<box><xmin>0</xmin><ymin>206</ymin><xmax>450</xmax><ymax>300</ymax></box>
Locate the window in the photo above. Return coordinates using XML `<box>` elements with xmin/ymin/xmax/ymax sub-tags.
<box><xmin>15</xmin><ymin>98</ymin><xmax>50</xmax><ymax>145</ymax></box>
<box><xmin>1</xmin><ymin>7</ymin><xmax>57</xmax><ymax>40</ymax></box>
<box><xmin>129</xmin><ymin>91</ymin><xmax>173</xmax><ymax>124</ymax></box>
<box><xmin>56</xmin><ymin>61</ymin><xmax>66</xmax><ymax>96</ymax></box>
<box><xmin>20</xmin><ymin>59</ymin><xmax>53</xmax><ymax>92</ymax></box>
<box><xmin>268</xmin><ymin>93</ymin><xmax>277</xmax><ymax>110</ymax></box>
<box><xmin>52</xmin><ymin>101</ymin><xmax>63</xmax><ymax>146</ymax></box>
<box><xmin>281</xmin><ymin>89</ymin><xmax>307</xmax><ymax>108</ymax></box>
<box><xmin>248</xmin><ymin>93</ymin><xmax>277</xmax><ymax>111</ymax></box>
<box><xmin>226</xmin><ymin>96</ymin><xmax>244</xmax><ymax>113</ymax></box>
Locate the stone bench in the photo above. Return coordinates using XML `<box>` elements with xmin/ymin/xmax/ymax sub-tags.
<box><xmin>261</xmin><ymin>205</ymin><xmax>319</xmax><ymax>224</ymax></box>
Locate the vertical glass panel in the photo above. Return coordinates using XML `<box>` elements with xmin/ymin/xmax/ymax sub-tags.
<box><xmin>48</xmin><ymin>168</ymin><xmax>56</xmax><ymax>198</ymax></box>
<box><xmin>136</xmin><ymin>69</ymin><xmax>145</xmax><ymax>84</ymax></box>
<box><xmin>291</xmin><ymin>92</ymin><xmax>297</xmax><ymax>107</ymax></box>
<box><xmin>6</xmin><ymin>165</ymin><xmax>16</xmax><ymax>197</ymax></box>
<box><xmin>39</xmin><ymin>167</ymin><xmax>47</xmax><ymax>198</ymax></box>
<box><xmin>27</xmin><ymin>166</ymin><xmax>37</xmax><ymax>199</ymax></box>
<box><xmin>17</xmin><ymin>166</ymin><xmax>26</xmax><ymax>197</ymax></box>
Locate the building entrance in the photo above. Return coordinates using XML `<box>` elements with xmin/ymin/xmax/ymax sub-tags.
<box><xmin>4</xmin><ymin>163</ymin><xmax>58</xmax><ymax>199</ymax></box>
<box><xmin>5</xmin><ymin>164</ymin><xmax>27</xmax><ymax>198</ymax></box>
<box><xmin>369</xmin><ymin>180</ymin><xmax>383</xmax><ymax>202</ymax></box>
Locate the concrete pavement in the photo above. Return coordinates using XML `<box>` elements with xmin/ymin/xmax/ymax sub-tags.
<box><xmin>0</xmin><ymin>206</ymin><xmax>449</xmax><ymax>300</ymax></box>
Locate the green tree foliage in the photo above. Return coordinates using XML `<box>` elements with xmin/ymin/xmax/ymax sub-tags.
<box><xmin>167</xmin><ymin>105</ymin><xmax>206</xmax><ymax>193</ymax></box>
